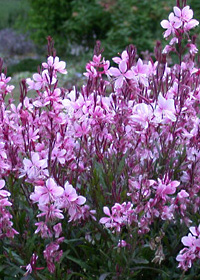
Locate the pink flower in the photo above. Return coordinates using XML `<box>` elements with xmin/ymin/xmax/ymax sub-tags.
<box><xmin>0</xmin><ymin>197</ymin><xmax>12</xmax><ymax>207</ymax></box>
<box><xmin>51</xmin><ymin>147</ymin><xmax>66</xmax><ymax>164</ymax></box>
<box><xmin>42</xmin><ymin>56</ymin><xmax>67</xmax><ymax>75</ymax></box>
<box><xmin>131</xmin><ymin>103</ymin><xmax>153</xmax><ymax>129</ymax></box>
<box><xmin>23</xmin><ymin>97</ymin><xmax>34</xmax><ymax>112</ymax></box>
<box><xmin>74</xmin><ymin>121</ymin><xmax>90</xmax><ymax>137</ymax></box>
<box><xmin>177</xmin><ymin>190</ymin><xmax>189</xmax><ymax>200</ymax></box>
<box><xmin>184</xmin><ymin>19</ymin><xmax>199</xmax><ymax>31</ymax></box>
<box><xmin>118</xmin><ymin>240</ymin><xmax>127</xmax><ymax>248</ymax></box>
<box><xmin>173</xmin><ymin>6</ymin><xmax>199</xmax><ymax>30</ymax></box>
<box><xmin>26</xmin><ymin>70</ymin><xmax>56</xmax><ymax>91</ymax></box>
<box><xmin>30</xmin><ymin>178</ymin><xmax>64</xmax><ymax>205</ymax></box>
<box><xmin>161</xmin><ymin>5</ymin><xmax>199</xmax><ymax>38</ymax></box>
<box><xmin>54</xmin><ymin>181</ymin><xmax>86</xmax><ymax>222</ymax></box>
<box><xmin>181</xmin><ymin>233</ymin><xmax>196</xmax><ymax>247</ymax></box>
<box><xmin>154</xmin><ymin>93</ymin><xmax>176</xmax><ymax>123</ymax></box>
<box><xmin>108</xmin><ymin>60</ymin><xmax>134</xmax><ymax>88</ymax></box>
<box><xmin>187</xmin><ymin>43</ymin><xmax>198</xmax><ymax>55</ymax></box>
<box><xmin>0</xmin><ymin>73</ymin><xmax>15</xmax><ymax>95</ymax></box>
<box><xmin>161</xmin><ymin>12</ymin><xmax>181</xmax><ymax>38</ymax></box>
<box><xmin>63</xmin><ymin>181</ymin><xmax>86</xmax><ymax>205</ymax></box>
<box><xmin>176</xmin><ymin>225</ymin><xmax>200</xmax><ymax>270</ymax></box>
<box><xmin>84</xmin><ymin>65</ymin><xmax>98</xmax><ymax>78</ymax></box>
<box><xmin>37</xmin><ymin>204</ymin><xmax>64</xmax><ymax>220</ymax></box>
<box><xmin>99</xmin><ymin>205</ymin><xmax>123</xmax><ymax>232</ymax></box>
<box><xmin>176</xmin><ymin>248</ymin><xmax>196</xmax><ymax>270</ymax></box>
<box><xmin>43</xmin><ymin>238</ymin><xmax>64</xmax><ymax>273</ymax></box>
<box><xmin>0</xmin><ymin>179</ymin><xmax>10</xmax><ymax>198</ymax></box>
<box><xmin>0</xmin><ymin>179</ymin><xmax>18</xmax><ymax>238</ymax></box>
<box><xmin>35</xmin><ymin>221</ymin><xmax>52</xmax><ymax>238</ymax></box>
<box><xmin>20</xmin><ymin>253</ymin><xmax>44</xmax><ymax>276</ymax></box>
<box><xmin>53</xmin><ymin>223</ymin><xmax>62</xmax><ymax>238</ymax></box>
<box><xmin>84</xmin><ymin>54</ymin><xmax>110</xmax><ymax>78</ymax></box>
<box><xmin>155</xmin><ymin>179</ymin><xmax>180</xmax><ymax>200</ymax></box>
<box><xmin>173</xmin><ymin>6</ymin><xmax>193</xmax><ymax>23</ymax></box>
<box><xmin>21</xmin><ymin>152</ymin><xmax>48</xmax><ymax>181</ymax></box>
<box><xmin>166</xmin><ymin>81</ymin><xmax>179</xmax><ymax>99</ymax></box>
<box><xmin>63</xmin><ymin>181</ymin><xmax>78</xmax><ymax>202</ymax></box>
<box><xmin>99</xmin><ymin>206</ymin><xmax>113</xmax><ymax>225</ymax></box>
<box><xmin>112</xmin><ymin>50</ymin><xmax>129</xmax><ymax>64</ymax></box>
<box><xmin>131</xmin><ymin>58</ymin><xmax>149</xmax><ymax>86</ymax></box>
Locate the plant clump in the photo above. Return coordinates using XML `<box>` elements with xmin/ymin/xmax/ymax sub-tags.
<box><xmin>1</xmin><ymin>1</ymin><xmax>200</xmax><ymax>279</ymax></box>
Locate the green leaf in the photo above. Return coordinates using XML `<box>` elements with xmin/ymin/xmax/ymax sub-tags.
<box><xmin>94</xmin><ymin>161</ymin><xmax>107</xmax><ymax>190</ymax></box>
<box><xmin>66</xmin><ymin>272</ymin><xmax>86</xmax><ymax>280</ymax></box>
<box><xmin>132</xmin><ymin>258</ymin><xmax>149</xmax><ymax>264</ymax></box>
<box><xmin>63</xmin><ymin>238</ymin><xmax>84</xmax><ymax>244</ymax></box>
<box><xmin>99</xmin><ymin>272</ymin><xmax>112</xmax><ymax>280</ymax></box>
<box><xmin>0</xmin><ymin>265</ymin><xmax>6</xmax><ymax>272</ymax></box>
<box><xmin>66</xmin><ymin>255</ymin><xmax>91</xmax><ymax>271</ymax></box>
<box><xmin>132</xmin><ymin>266</ymin><xmax>169</xmax><ymax>276</ymax></box>
<box><xmin>116</xmin><ymin>152</ymin><xmax>128</xmax><ymax>176</ymax></box>
<box><xmin>3</xmin><ymin>248</ymin><xmax>24</xmax><ymax>266</ymax></box>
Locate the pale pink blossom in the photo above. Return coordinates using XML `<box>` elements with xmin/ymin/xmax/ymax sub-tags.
<box><xmin>61</xmin><ymin>181</ymin><xmax>86</xmax><ymax>207</ymax></box>
<box><xmin>42</xmin><ymin>56</ymin><xmax>67</xmax><ymax>74</ymax></box>
<box><xmin>161</xmin><ymin>12</ymin><xmax>181</xmax><ymax>38</ymax></box>
<box><xmin>84</xmin><ymin>54</ymin><xmax>110</xmax><ymax>78</ymax></box>
<box><xmin>176</xmin><ymin>225</ymin><xmax>200</xmax><ymax>270</ymax></box>
<box><xmin>154</xmin><ymin>93</ymin><xmax>176</xmax><ymax>122</ymax></box>
<box><xmin>173</xmin><ymin>6</ymin><xmax>199</xmax><ymax>31</ymax></box>
<box><xmin>187</xmin><ymin>43</ymin><xmax>198</xmax><ymax>55</ymax></box>
<box><xmin>174</xmin><ymin>6</ymin><xmax>193</xmax><ymax>23</ymax></box>
<box><xmin>131</xmin><ymin>103</ymin><xmax>153</xmax><ymax>129</ymax></box>
<box><xmin>108</xmin><ymin>60</ymin><xmax>134</xmax><ymax>88</ymax></box>
<box><xmin>26</xmin><ymin>70</ymin><xmax>56</xmax><ymax>91</ymax></box>
<box><xmin>131</xmin><ymin>58</ymin><xmax>149</xmax><ymax>86</ymax></box>
<box><xmin>155</xmin><ymin>179</ymin><xmax>180</xmax><ymax>200</ymax></box>
<box><xmin>37</xmin><ymin>204</ymin><xmax>64</xmax><ymax>220</ymax></box>
<box><xmin>20</xmin><ymin>152</ymin><xmax>48</xmax><ymax>180</ymax></box>
<box><xmin>0</xmin><ymin>179</ymin><xmax>10</xmax><ymax>198</ymax></box>
<box><xmin>30</xmin><ymin>178</ymin><xmax>64</xmax><ymax>205</ymax></box>
<box><xmin>112</xmin><ymin>50</ymin><xmax>129</xmax><ymax>64</ymax></box>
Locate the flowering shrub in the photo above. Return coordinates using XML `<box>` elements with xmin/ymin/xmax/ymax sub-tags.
<box><xmin>1</xmin><ymin>1</ymin><xmax>200</xmax><ymax>279</ymax></box>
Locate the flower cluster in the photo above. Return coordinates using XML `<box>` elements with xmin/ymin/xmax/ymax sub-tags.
<box><xmin>161</xmin><ymin>5</ymin><xmax>199</xmax><ymax>38</ymax></box>
<box><xmin>100</xmin><ymin>202</ymin><xmax>134</xmax><ymax>232</ymax></box>
<box><xmin>176</xmin><ymin>226</ymin><xmax>200</xmax><ymax>270</ymax></box>
<box><xmin>0</xmin><ymin>179</ymin><xmax>18</xmax><ymax>238</ymax></box>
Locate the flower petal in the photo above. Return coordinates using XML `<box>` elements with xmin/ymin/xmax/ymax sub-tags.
<box><xmin>108</xmin><ymin>67</ymin><xmax>121</xmax><ymax>77</ymax></box>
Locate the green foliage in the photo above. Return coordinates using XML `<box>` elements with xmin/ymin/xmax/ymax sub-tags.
<box><xmin>7</xmin><ymin>58</ymin><xmax>43</xmax><ymax>76</ymax></box>
<box><xmin>27</xmin><ymin>0</ymin><xmax>73</xmax><ymax>54</ymax></box>
<box><xmin>26</xmin><ymin>0</ymin><xmax>174</xmax><ymax>57</ymax></box>
<box><xmin>63</xmin><ymin>0</ymin><xmax>111</xmax><ymax>46</ymax></box>
<box><xmin>102</xmin><ymin>0</ymin><xmax>174</xmax><ymax>57</ymax></box>
<box><xmin>0</xmin><ymin>0</ymin><xmax>29</xmax><ymax>30</ymax></box>
<box><xmin>27</xmin><ymin>0</ymin><xmax>111</xmax><ymax>55</ymax></box>
<box><xmin>27</xmin><ymin>0</ymin><xmax>200</xmax><ymax>59</ymax></box>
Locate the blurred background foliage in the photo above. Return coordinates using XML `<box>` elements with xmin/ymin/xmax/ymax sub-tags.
<box><xmin>26</xmin><ymin>0</ymin><xmax>200</xmax><ymax>58</ymax></box>
<box><xmin>1</xmin><ymin>0</ymin><xmax>200</xmax><ymax>54</ymax></box>
<box><xmin>1</xmin><ymin>0</ymin><xmax>200</xmax><ymax>62</ymax></box>
<box><xmin>0</xmin><ymin>0</ymin><xmax>200</xmax><ymax>96</ymax></box>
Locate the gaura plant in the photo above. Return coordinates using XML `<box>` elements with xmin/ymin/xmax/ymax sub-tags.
<box><xmin>1</xmin><ymin>0</ymin><xmax>200</xmax><ymax>279</ymax></box>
